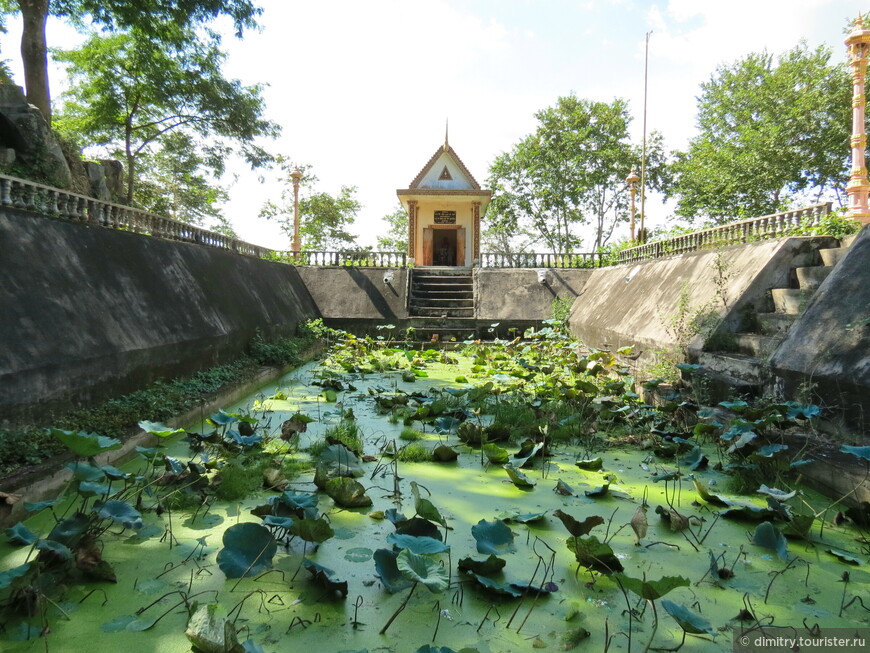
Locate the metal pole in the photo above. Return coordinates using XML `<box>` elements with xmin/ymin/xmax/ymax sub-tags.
<box><xmin>639</xmin><ymin>31</ymin><xmax>651</xmax><ymax>242</ymax></box>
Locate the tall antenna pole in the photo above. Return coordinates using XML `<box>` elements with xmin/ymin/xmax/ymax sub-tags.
<box><xmin>639</xmin><ymin>30</ymin><xmax>651</xmax><ymax>242</ymax></box>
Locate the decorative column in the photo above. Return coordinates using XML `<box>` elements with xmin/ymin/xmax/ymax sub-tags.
<box><xmin>472</xmin><ymin>201</ymin><xmax>481</xmax><ymax>265</ymax></box>
<box><xmin>625</xmin><ymin>168</ymin><xmax>640</xmax><ymax>241</ymax></box>
<box><xmin>407</xmin><ymin>200</ymin><xmax>417</xmax><ymax>263</ymax></box>
<box><xmin>845</xmin><ymin>17</ymin><xmax>870</xmax><ymax>225</ymax></box>
<box><xmin>290</xmin><ymin>168</ymin><xmax>303</xmax><ymax>255</ymax></box>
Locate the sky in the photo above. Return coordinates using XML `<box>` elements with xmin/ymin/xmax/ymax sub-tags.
<box><xmin>5</xmin><ymin>0</ymin><xmax>869</xmax><ymax>250</ymax></box>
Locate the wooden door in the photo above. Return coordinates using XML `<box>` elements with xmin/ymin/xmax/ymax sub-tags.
<box><xmin>457</xmin><ymin>228</ymin><xmax>466</xmax><ymax>267</ymax></box>
<box><xmin>422</xmin><ymin>228</ymin><xmax>433</xmax><ymax>266</ymax></box>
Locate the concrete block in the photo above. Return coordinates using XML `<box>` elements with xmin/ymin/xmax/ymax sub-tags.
<box><xmin>771</xmin><ymin>288</ymin><xmax>813</xmax><ymax>314</ymax></box>
<box><xmin>794</xmin><ymin>266</ymin><xmax>831</xmax><ymax>290</ymax></box>
<box><xmin>819</xmin><ymin>247</ymin><xmax>847</xmax><ymax>266</ymax></box>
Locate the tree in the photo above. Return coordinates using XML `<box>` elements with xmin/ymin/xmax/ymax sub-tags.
<box><xmin>53</xmin><ymin>27</ymin><xmax>278</xmax><ymax>204</ymax></box>
<box><xmin>135</xmin><ymin>131</ymin><xmax>235</xmax><ymax>236</ymax></box>
<box><xmin>669</xmin><ymin>42</ymin><xmax>851</xmax><ymax>223</ymax></box>
<box><xmin>485</xmin><ymin>95</ymin><xmax>667</xmax><ymax>253</ymax></box>
<box><xmin>376</xmin><ymin>204</ymin><xmax>409</xmax><ymax>252</ymax></box>
<box><xmin>2</xmin><ymin>0</ymin><xmax>260</xmax><ymax>123</ymax></box>
<box><xmin>259</xmin><ymin>161</ymin><xmax>361</xmax><ymax>251</ymax></box>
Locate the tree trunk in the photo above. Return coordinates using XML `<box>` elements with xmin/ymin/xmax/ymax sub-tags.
<box><xmin>19</xmin><ymin>0</ymin><xmax>51</xmax><ymax>124</ymax></box>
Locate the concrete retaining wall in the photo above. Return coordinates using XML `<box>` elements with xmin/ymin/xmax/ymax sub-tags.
<box><xmin>475</xmin><ymin>268</ymin><xmax>591</xmax><ymax>321</ymax></box>
<box><xmin>0</xmin><ymin>210</ymin><xmax>319</xmax><ymax>423</ymax></box>
<box><xmin>770</xmin><ymin>227</ymin><xmax>870</xmax><ymax>433</ymax></box>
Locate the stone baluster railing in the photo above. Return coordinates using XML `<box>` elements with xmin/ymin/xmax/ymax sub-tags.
<box><xmin>617</xmin><ymin>203</ymin><xmax>833</xmax><ymax>264</ymax></box>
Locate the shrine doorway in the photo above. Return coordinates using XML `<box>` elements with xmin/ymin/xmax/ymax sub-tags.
<box><xmin>422</xmin><ymin>226</ymin><xmax>465</xmax><ymax>266</ymax></box>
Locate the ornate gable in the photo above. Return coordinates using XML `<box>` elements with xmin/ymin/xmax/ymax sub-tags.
<box><xmin>408</xmin><ymin>143</ymin><xmax>481</xmax><ymax>191</ymax></box>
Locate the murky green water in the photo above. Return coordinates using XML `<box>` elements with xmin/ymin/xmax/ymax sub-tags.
<box><xmin>2</xmin><ymin>350</ymin><xmax>868</xmax><ymax>653</ymax></box>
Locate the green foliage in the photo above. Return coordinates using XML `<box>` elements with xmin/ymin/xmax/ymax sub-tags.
<box><xmin>486</xmin><ymin>94</ymin><xmax>669</xmax><ymax>252</ymax></box>
<box><xmin>399</xmin><ymin>427</ymin><xmax>424</xmax><ymax>441</ymax></box>
<box><xmin>323</xmin><ymin>419</ymin><xmax>363</xmax><ymax>453</ymax></box>
<box><xmin>551</xmin><ymin>295</ymin><xmax>574</xmax><ymax>334</ymax></box>
<box><xmin>397</xmin><ymin>443</ymin><xmax>430</xmax><ymax>463</ymax></box>
<box><xmin>376</xmin><ymin>204</ymin><xmax>409</xmax><ymax>252</ymax></box>
<box><xmin>248</xmin><ymin>330</ymin><xmax>302</xmax><ymax>367</ymax></box>
<box><xmin>53</xmin><ymin>25</ymin><xmax>278</xmax><ymax>204</ymax></box>
<box><xmin>213</xmin><ymin>458</ymin><xmax>268</xmax><ymax>501</ymax></box>
<box><xmin>670</xmin><ymin>42</ymin><xmax>850</xmax><ymax>223</ymax></box>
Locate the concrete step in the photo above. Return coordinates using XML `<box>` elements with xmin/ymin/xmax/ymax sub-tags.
<box><xmin>794</xmin><ymin>265</ymin><xmax>832</xmax><ymax>290</ymax></box>
<box><xmin>411</xmin><ymin>291</ymin><xmax>474</xmax><ymax>301</ymax></box>
<box><xmin>684</xmin><ymin>367</ymin><xmax>762</xmax><ymax>404</ymax></box>
<box><xmin>771</xmin><ymin>288</ymin><xmax>813</xmax><ymax>314</ymax></box>
<box><xmin>413</xmin><ymin>275</ymin><xmax>472</xmax><ymax>284</ymax></box>
<box><xmin>732</xmin><ymin>333</ymin><xmax>784</xmax><ymax>358</ymax></box>
<box><xmin>756</xmin><ymin>312</ymin><xmax>798</xmax><ymax>335</ymax></box>
<box><xmin>819</xmin><ymin>247</ymin><xmax>847</xmax><ymax>266</ymax></box>
<box><xmin>412</xmin><ymin>282</ymin><xmax>473</xmax><ymax>293</ymax></box>
<box><xmin>412</xmin><ymin>267</ymin><xmax>472</xmax><ymax>277</ymax></box>
<box><xmin>410</xmin><ymin>298</ymin><xmax>474</xmax><ymax>308</ymax></box>
<box><xmin>841</xmin><ymin>233</ymin><xmax>859</xmax><ymax>248</ymax></box>
<box><xmin>697</xmin><ymin>351</ymin><xmax>766</xmax><ymax>384</ymax></box>
<box><xmin>410</xmin><ymin>306</ymin><xmax>474</xmax><ymax>318</ymax></box>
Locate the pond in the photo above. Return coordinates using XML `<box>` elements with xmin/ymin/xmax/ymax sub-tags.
<box><xmin>1</xmin><ymin>331</ymin><xmax>868</xmax><ymax>653</ymax></box>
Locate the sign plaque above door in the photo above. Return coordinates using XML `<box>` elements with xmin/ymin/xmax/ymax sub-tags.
<box><xmin>434</xmin><ymin>210</ymin><xmax>456</xmax><ymax>224</ymax></box>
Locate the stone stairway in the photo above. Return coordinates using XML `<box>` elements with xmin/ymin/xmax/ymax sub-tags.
<box><xmin>407</xmin><ymin>268</ymin><xmax>477</xmax><ymax>341</ymax></box>
<box><xmin>692</xmin><ymin>234</ymin><xmax>858</xmax><ymax>400</ymax></box>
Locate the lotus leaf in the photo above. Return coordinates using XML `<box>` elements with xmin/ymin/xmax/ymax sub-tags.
<box><xmin>36</xmin><ymin>539</ymin><xmax>73</xmax><ymax>560</ymax></box>
<box><xmin>50</xmin><ymin>428</ymin><xmax>122</xmax><ymax>456</ymax></box>
<box><xmin>826</xmin><ymin>548</ymin><xmax>862</xmax><ymax>565</ymax></box>
<box><xmin>752</xmin><ymin>521</ymin><xmax>789</xmax><ymax>559</ymax></box>
<box><xmin>0</xmin><ymin>563</ymin><xmax>30</xmax><ymax>590</ymax></box>
<box><xmin>325</xmin><ymin>477</ymin><xmax>373</xmax><ymax>508</ymax></box>
<box><xmin>185</xmin><ymin>603</ymin><xmax>239</xmax><ymax>653</ymax></box>
<box><xmin>613</xmin><ymin>573</ymin><xmax>690</xmax><ymax>600</ymax></box>
<box><xmin>553</xmin><ymin>510</ymin><xmax>604</xmax><ymax>537</ymax></box>
<box><xmin>841</xmin><ymin>445</ymin><xmax>870</xmax><ymax>462</ymax></box>
<box><xmin>457</xmin><ymin>554</ymin><xmax>506</xmax><ymax>576</ymax></box>
<box><xmin>374</xmin><ymin>548</ymin><xmax>414</xmax><ymax>593</ymax></box>
<box><xmin>503</xmin><ymin>463</ymin><xmax>536</xmax><ymax>488</ymax></box>
<box><xmin>757</xmin><ymin>485</ymin><xmax>796</xmax><ymax>502</ymax></box>
<box><xmin>396</xmin><ymin>549</ymin><xmax>449</xmax><ymax>592</ymax></box>
<box><xmin>303</xmin><ymin>559</ymin><xmax>348</xmax><ymax>598</ymax></box>
<box><xmin>566</xmin><ymin>536</ymin><xmax>623</xmax><ymax>574</ymax></box>
<box><xmin>290</xmin><ymin>517</ymin><xmax>334</xmax><ymax>543</ymax></box>
<box><xmin>139</xmin><ymin>420</ymin><xmax>185</xmax><ymax>437</ymax></box>
<box><xmin>471</xmin><ymin>519</ymin><xmax>516</xmax><ymax>555</ymax></box>
<box><xmin>5</xmin><ymin>522</ymin><xmax>37</xmax><ymax>546</ymax></box>
<box><xmin>500</xmin><ymin>511</ymin><xmax>546</xmax><ymax>523</ymax></box>
<box><xmin>66</xmin><ymin>461</ymin><xmax>107</xmax><ymax>482</ymax></box>
<box><xmin>661</xmin><ymin>599</ymin><xmax>718</xmax><ymax>637</ymax></box>
<box><xmin>483</xmin><ymin>443</ymin><xmax>509</xmax><ymax>465</ymax></box>
<box><xmin>470</xmin><ymin>573</ymin><xmax>522</xmax><ymax>598</ymax></box>
<box><xmin>206</xmin><ymin>412</ymin><xmax>238</xmax><ymax>427</ymax></box>
<box><xmin>692</xmin><ymin>477</ymin><xmax>730</xmax><ymax>507</ymax></box>
<box><xmin>48</xmin><ymin>513</ymin><xmax>90</xmax><ymax>547</ymax></box>
<box><xmin>432</xmin><ymin>444</ymin><xmax>460</xmax><ymax>462</ymax></box>
<box><xmin>554</xmin><ymin>479</ymin><xmax>575</xmax><ymax>495</ymax></box>
<box><xmin>93</xmin><ymin>500</ymin><xmax>143</xmax><ymax>530</ymax></box>
<box><xmin>752</xmin><ymin>444</ymin><xmax>789</xmax><ymax>459</ymax></box>
<box><xmin>386</xmin><ymin>533</ymin><xmax>450</xmax><ymax>554</ymax></box>
<box><xmin>216</xmin><ymin>522</ymin><xmax>277</xmax><ymax>578</ymax></box>
<box><xmin>575</xmin><ymin>457</ymin><xmax>603</xmax><ymax>471</ymax></box>
<box><xmin>23</xmin><ymin>499</ymin><xmax>56</xmax><ymax>513</ymax></box>
<box><xmin>77</xmin><ymin>481</ymin><xmax>112</xmax><ymax>497</ymax></box>
<box><xmin>410</xmin><ymin>481</ymin><xmax>446</xmax><ymax>526</ymax></box>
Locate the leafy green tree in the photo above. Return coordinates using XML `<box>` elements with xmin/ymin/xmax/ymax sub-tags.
<box><xmin>485</xmin><ymin>95</ymin><xmax>667</xmax><ymax>252</ymax></box>
<box><xmin>376</xmin><ymin>204</ymin><xmax>409</xmax><ymax>252</ymax></box>
<box><xmin>669</xmin><ymin>42</ymin><xmax>851</xmax><ymax>223</ymax></box>
<box><xmin>135</xmin><ymin>131</ymin><xmax>235</xmax><ymax>236</ymax></box>
<box><xmin>259</xmin><ymin>161</ymin><xmax>361</xmax><ymax>251</ymax></box>
<box><xmin>53</xmin><ymin>27</ymin><xmax>278</xmax><ymax>204</ymax></box>
<box><xmin>1</xmin><ymin>0</ymin><xmax>260</xmax><ymax>123</ymax></box>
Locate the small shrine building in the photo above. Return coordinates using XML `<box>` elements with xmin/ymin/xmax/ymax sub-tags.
<box><xmin>397</xmin><ymin>135</ymin><xmax>491</xmax><ymax>267</ymax></box>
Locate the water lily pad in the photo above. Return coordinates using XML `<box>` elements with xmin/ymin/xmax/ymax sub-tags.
<box><xmin>500</xmin><ymin>511</ymin><xmax>546</xmax><ymax>523</ymax></box>
<box><xmin>386</xmin><ymin>533</ymin><xmax>450</xmax><ymax>554</ymax></box>
<box><xmin>50</xmin><ymin>428</ymin><xmax>122</xmax><ymax>456</ymax></box>
<box><xmin>566</xmin><ymin>536</ymin><xmax>623</xmax><ymax>574</ymax></box>
<box><xmin>826</xmin><ymin>548</ymin><xmax>862</xmax><ymax>565</ymax></box>
<box><xmin>575</xmin><ymin>457</ymin><xmax>603</xmax><ymax>471</ymax></box>
<box><xmin>325</xmin><ymin>477</ymin><xmax>373</xmax><ymax>508</ymax></box>
<box><xmin>661</xmin><ymin>599</ymin><xmax>718</xmax><ymax>637</ymax></box>
<box><xmin>373</xmin><ymin>548</ymin><xmax>414</xmax><ymax>593</ymax></box>
<box><xmin>504</xmin><ymin>463</ymin><xmax>536</xmax><ymax>488</ymax></box>
<box><xmin>483</xmin><ymin>443</ymin><xmax>509</xmax><ymax>465</ymax></box>
<box><xmin>93</xmin><ymin>499</ymin><xmax>143</xmax><ymax>530</ymax></box>
<box><xmin>290</xmin><ymin>517</ymin><xmax>334</xmax><ymax>543</ymax></box>
<box><xmin>471</xmin><ymin>519</ymin><xmax>516</xmax><ymax>555</ymax></box>
<box><xmin>612</xmin><ymin>573</ymin><xmax>690</xmax><ymax>600</ymax></box>
<box><xmin>216</xmin><ymin>522</ymin><xmax>277</xmax><ymax>578</ymax></box>
<box><xmin>470</xmin><ymin>573</ymin><xmax>522</xmax><ymax>598</ymax></box>
<box><xmin>396</xmin><ymin>549</ymin><xmax>449</xmax><ymax>592</ymax></box>
<box><xmin>5</xmin><ymin>522</ymin><xmax>37</xmax><ymax>546</ymax></box>
<box><xmin>458</xmin><ymin>554</ymin><xmax>506</xmax><ymax>576</ymax></box>
<box><xmin>344</xmin><ymin>547</ymin><xmax>373</xmax><ymax>563</ymax></box>
<box><xmin>303</xmin><ymin>559</ymin><xmax>348</xmax><ymax>598</ymax></box>
<box><xmin>553</xmin><ymin>510</ymin><xmax>604</xmax><ymax>537</ymax></box>
<box><xmin>752</xmin><ymin>521</ymin><xmax>789</xmax><ymax>559</ymax></box>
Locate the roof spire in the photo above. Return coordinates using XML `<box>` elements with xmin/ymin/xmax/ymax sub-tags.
<box><xmin>444</xmin><ymin>118</ymin><xmax>449</xmax><ymax>152</ymax></box>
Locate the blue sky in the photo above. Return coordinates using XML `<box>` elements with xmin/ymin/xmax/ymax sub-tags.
<box><xmin>6</xmin><ymin>0</ymin><xmax>869</xmax><ymax>249</ymax></box>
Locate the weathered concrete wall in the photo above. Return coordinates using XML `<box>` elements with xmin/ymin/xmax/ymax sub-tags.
<box><xmin>567</xmin><ymin>238</ymin><xmax>831</xmax><ymax>354</ymax></box>
<box><xmin>770</xmin><ymin>227</ymin><xmax>870</xmax><ymax>433</ymax></box>
<box><xmin>475</xmin><ymin>268</ymin><xmax>592</xmax><ymax>321</ymax></box>
<box><xmin>0</xmin><ymin>210</ymin><xmax>319</xmax><ymax>423</ymax></box>
<box><xmin>295</xmin><ymin>267</ymin><xmax>409</xmax><ymax>321</ymax></box>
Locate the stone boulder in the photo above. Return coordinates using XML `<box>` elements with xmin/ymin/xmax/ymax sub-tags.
<box><xmin>0</xmin><ymin>84</ymin><xmax>71</xmax><ymax>187</ymax></box>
